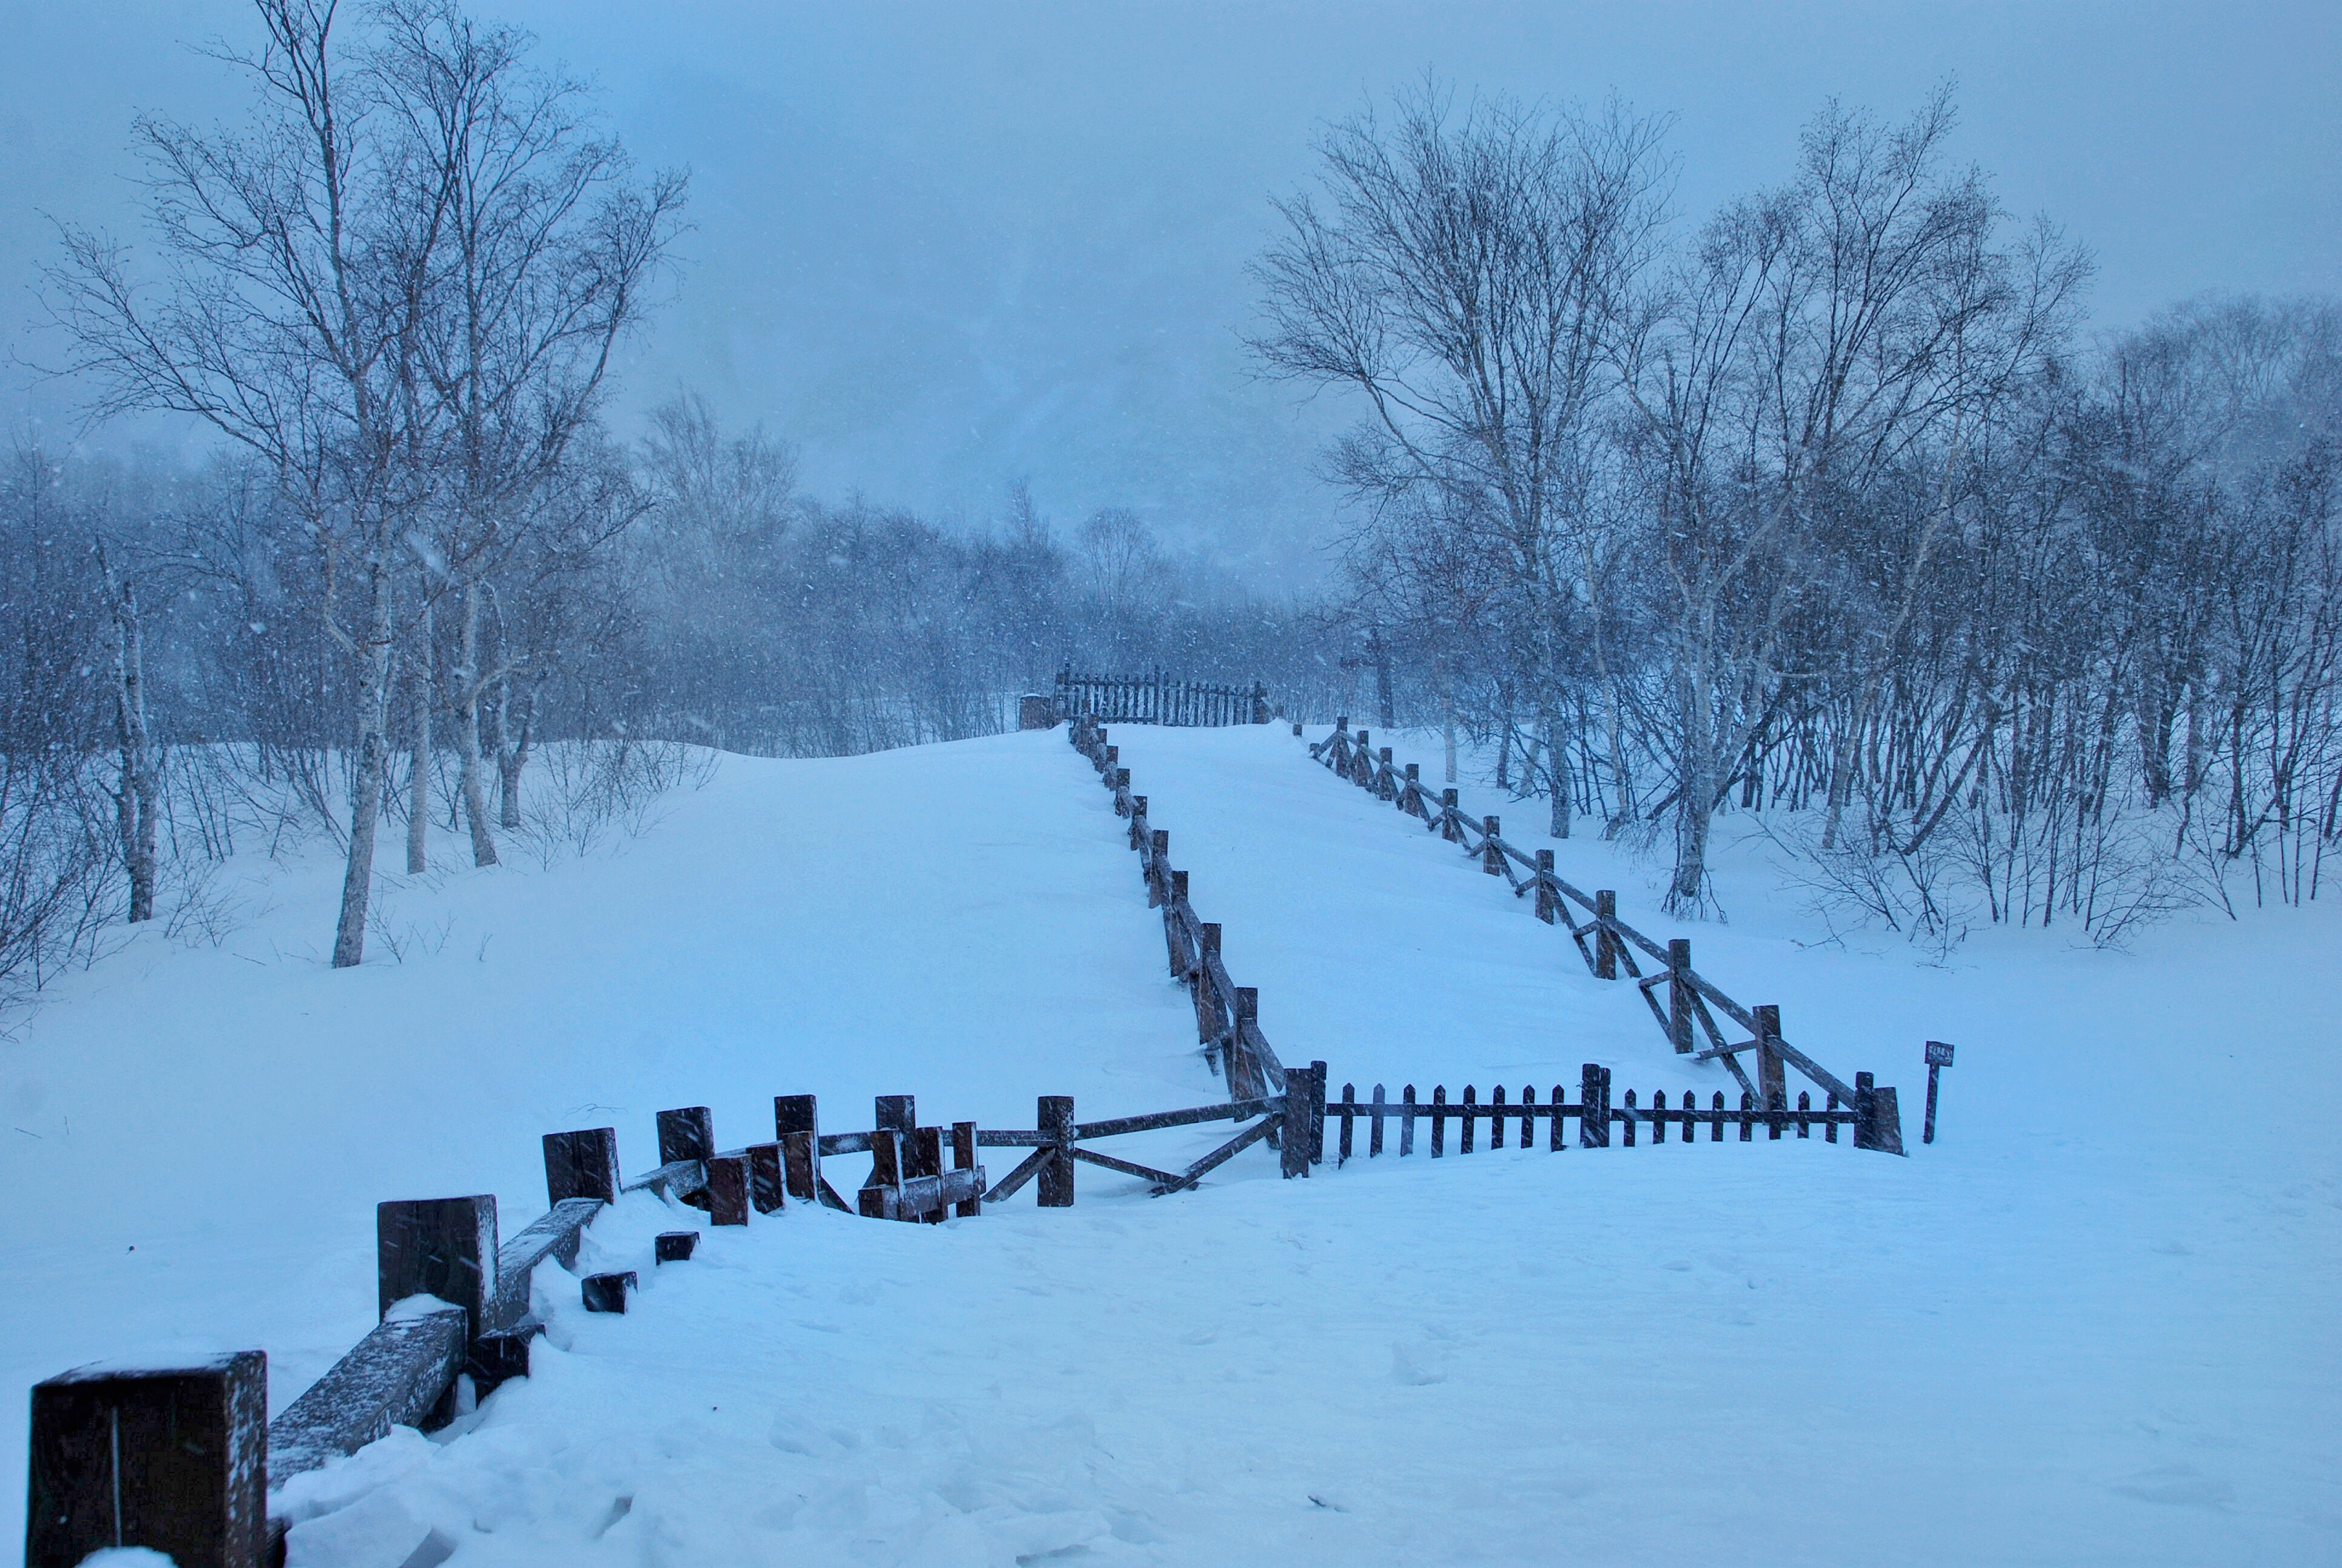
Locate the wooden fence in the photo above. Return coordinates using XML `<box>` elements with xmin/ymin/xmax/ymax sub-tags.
<box><xmin>1307</xmin><ymin>719</ymin><xmax>1904</xmax><ymax>1149</ymax></box>
<box><xmin>1055</xmin><ymin>669</ymin><xmax>1271</xmax><ymax>727</ymax></box>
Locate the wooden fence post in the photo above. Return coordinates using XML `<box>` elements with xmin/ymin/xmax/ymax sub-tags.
<box><xmin>1377</xmin><ymin>748</ymin><xmax>1395</xmax><ymax>799</ymax></box>
<box><xmin>1148</xmin><ymin>830</ymin><xmax>1169</xmax><ymax>906</ymax></box>
<box><xmin>1038</xmin><ymin>1096</ymin><xmax>1076</xmax><ymax>1206</ymax></box>
<box><xmin>1580</xmin><ymin>1063</ymin><xmax>1610</xmax><ymax>1147</ymax></box>
<box><xmin>1534</xmin><ymin>850</ymin><xmax>1557</xmax><ymax>922</ymax></box>
<box><xmin>952</xmin><ymin>1121</ymin><xmax>982</xmax><ymax>1217</ymax></box>
<box><xmin>1482</xmin><ymin>817</ymin><xmax>1503</xmax><ymax>874</ymax></box>
<box><xmin>910</xmin><ymin>1127</ymin><xmax>946</xmax><ymax>1225</ymax></box>
<box><xmin>860</xmin><ymin>1130</ymin><xmax>905</xmax><ymax>1219</ymax></box>
<box><xmin>1307</xmin><ymin>1061</ymin><xmax>1329</xmax><ymax>1165</ymax></box>
<box><xmin>775</xmin><ymin>1095</ymin><xmax>820</xmax><ymax>1201</ymax></box>
<box><xmin>706</xmin><ymin>1154</ymin><xmax>751</xmax><ymax>1226</ymax></box>
<box><xmin>1754</xmin><ymin>1004</ymin><xmax>1787</xmax><ymax>1110</ymax></box>
<box><xmin>1280</xmin><ymin>1068</ymin><xmax>1314</xmax><ymax>1178</ymax></box>
<box><xmin>542</xmin><ymin>1127</ymin><xmax>620</xmax><ymax>1205</ymax></box>
<box><xmin>746</xmin><ymin>1143</ymin><xmax>786</xmax><ymax>1213</ymax></box>
<box><xmin>1165</xmin><ymin>870</ymin><xmax>1191</xmax><ymax>979</ymax></box>
<box><xmin>1441</xmin><ymin>789</ymin><xmax>1463</xmax><ymax>841</ymax></box>
<box><xmin>1230</xmin><ymin>987</ymin><xmax>1261</xmax><ymax>1098</ymax></box>
<box><xmin>378</xmin><ymin>1195</ymin><xmax>496</xmax><ymax>1342</ymax></box>
<box><xmin>1594</xmin><ymin>891</ymin><xmax>1619</xmax><ymax>979</ymax></box>
<box><xmin>26</xmin><ymin>1352</ymin><xmax>270</xmax><ymax>1568</ymax></box>
<box><xmin>1192</xmin><ymin>923</ymin><xmax>1225</xmax><ymax>1045</ymax></box>
<box><xmin>1853</xmin><ymin>1071</ymin><xmax>1906</xmax><ymax>1155</ymax></box>
<box><xmin>1666</xmin><ymin>939</ymin><xmax>1694</xmax><ymax>1053</ymax></box>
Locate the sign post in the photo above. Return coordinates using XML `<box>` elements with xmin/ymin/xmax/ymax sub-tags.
<box><xmin>1922</xmin><ymin>1040</ymin><xmax>1955</xmax><ymax>1144</ymax></box>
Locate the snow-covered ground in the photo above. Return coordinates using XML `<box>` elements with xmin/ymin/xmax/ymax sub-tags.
<box><xmin>5</xmin><ymin>725</ymin><xmax>2336</xmax><ymax>1564</ymax></box>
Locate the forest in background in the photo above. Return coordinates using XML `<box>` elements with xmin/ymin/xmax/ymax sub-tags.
<box><xmin>3</xmin><ymin>0</ymin><xmax>2335</xmax><ymax>1003</ymax></box>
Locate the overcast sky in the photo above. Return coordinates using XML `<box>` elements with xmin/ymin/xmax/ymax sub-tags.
<box><xmin>4</xmin><ymin>1</ymin><xmax>2335</xmax><ymax>585</ymax></box>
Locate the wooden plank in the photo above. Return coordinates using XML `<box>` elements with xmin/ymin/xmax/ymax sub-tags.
<box><xmin>1431</xmin><ymin>1085</ymin><xmax>1447</xmax><ymax>1157</ymax></box>
<box><xmin>1580</xmin><ymin>1064</ymin><xmax>1610</xmax><ymax>1148</ymax></box>
<box><xmin>30</xmin><ymin>1352</ymin><xmax>269</xmax><ymax>1568</ymax></box>
<box><xmin>621</xmin><ymin>1159</ymin><xmax>707</xmax><ymax>1203</ymax></box>
<box><xmin>1550</xmin><ymin>1085</ymin><xmax>1568</xmax><ymax>1151</ymax></box>
<box><xmin>1461</xmin><ymin>1085</ymin><xmax>1477</xmax><ymax>1153</ymax></box>
<box><xmin>1400</xmin><ymin>1084</ymin><xmax>1416</xmax><ymax>1156</ymax></box>
<box><xmin>706</xmin><ymin>1153</ymin><xmax>751</xmax><ymax>1226</ymax></box>
<box><xmin>1370</xmin><ymin>1083</ymin><xmax>1387</xmax><ymax>1157</ymax></box>
<box><xmin>1072</xmin><ymin>1098</ymin><xmax>1284</xmax><ymax>1140</ymax></box>
<box><xmin>488</xmin><ymin>1198</ymin><xmax>603</xmax><ymax>1330</ymax></box>
<box><xmin>780</xmin><ymin>1130</ymin><xmax>821</xmax><ymax>1204</ymax></box>
<box><xmin>983</xmin><ymin>1146</ymin><xmax>1053</xmax><ymax>1204</ymax></box>
<box><xmin>269</xmin><ymin>1307</ymin><xmax>464</xmax><ymax>1482</ymax></box>
<box><xmin>746</xmin><ymin>1143</ymin><xmax>786</xmax><ymax>1213</ymax></box>
<box><xmin>1070</xmin><ymin>1146</ymin><xmax>1190</xmax><ymax>1188</ymax></box>
<box><xmin>1177</xmin><ymin>1116</ymin><xmax>1276</xmax><ymax>1185</ymax></box>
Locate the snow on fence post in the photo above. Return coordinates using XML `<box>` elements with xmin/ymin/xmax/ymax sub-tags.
<box><xmin>26</xmin><ymin>1351</ymin><xmax>271</xmax><ymax>1568</ymax></box>
<box><xmin>1666</xmin><ymin>940</ymin><xmax>1694</xmax><ymax>1053</ymax></box>
<box><xmin>775</xmin><ymin>1095</ymin><xmax>821</xmax><ymax>1201</ymax></box>
<box><xmin>378</xmin><ymin>1195</ymin><xmax>497</xmax><ymax>1342</ymax></box>
<box><xmin>543</xmin><ymin>1127</ymin><xmax>621</xmax><ymax>1205</ymax></box>
<box><xmin>1853</xmin><ymin>1071</ymin><xmax>1906</xmax><ymax>1155</ymax></box>
<box><xmin>1594</xmin><ymin>891</ymin><xmax>1620</xmax><ymax>979</ymax></box>
<box><xmin>1038</xmin><ymin>1096</ymin><xmax>1077</xmax><ymax>1206</ymax></box>
<box><xmin>1753</xmin><ymin>1004</ymin><xmax>1787</xmax><ymax>1111</ymax></box>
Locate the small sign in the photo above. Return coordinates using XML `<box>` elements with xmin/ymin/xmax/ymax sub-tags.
<box><xmin>1925</xmin><ymin>1040</ymin><xmax>1955</xmax><ymax>1068</ymax></box>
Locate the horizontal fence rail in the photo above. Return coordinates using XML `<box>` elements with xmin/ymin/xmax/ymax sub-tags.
<box><xmin>1306</xmin><ymin>720</ymin><xmax>1904</xmax><ymax>1148</ymax></box>
<box><xmin>1056</xmin><ymin>669</ymin><xmax>1272</xmax><ymax>727</ymax></box>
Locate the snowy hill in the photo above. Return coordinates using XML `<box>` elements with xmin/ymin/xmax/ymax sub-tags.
<box><xmin>5</xmin><ymin>724</ymin><xmax>2336</xmax><ymax>1564</ymax></box>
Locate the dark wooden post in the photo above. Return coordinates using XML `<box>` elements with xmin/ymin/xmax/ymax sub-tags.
<box><xmin>655</xmin><ymin>1232</ymin><xmax>698</xmax><ymax>1263</ymax></box>
<box><xmin>951</xmin><ymin>1121</ymin><xmax>982</xmax><ymax>1217</ymax></box>
<box><xmin>1853</xmin><ymin>1072</ymin><xmax>1906</xmax><ymax>1154</ymax></box>
<box><xmin>775</xmin><ymin>1095</ymin><xmax>820</xmax><ymax>1201</ymax></box>
<box><xmin>1018</xmin><ymin>694</ymin><xmax>1053</xmax><ymax>730</ymax></box>
<box><xmin>1377</xmin><ymin>747</ymin><xmax>1395</xmax><ymax>799</ymax></box>
<box><xmin>1252</xmin><ymin>682</ymin><xmax>1269</xmax><ymax>723</ymax></box>
<box><xmin>1594</xmin><ymin>891</ymin><xmax>1619</xmax><ymax>979</ymax></box>
<box><xmin>1666</xmin><ymin>939</ymin><xmax>1694</xmax><ymax>1053</ymax></box>
<box><xmin>861</xmin><ymin>1130</ymin><xmax>905</xmax><ymax>1219</ymax></box>
<box><xmin>581</xmin><ymin>1273</ymin><xmax>634</xmax><ymax>1312</ymax></box>
<box><xmin>1229</xmin><ymin>987</ymin><xmax>1261</xmax><ymax>1098</ymax></box>
<box><xmin>1192</xmin><ymin>923</ymin><xmax>1225</xmax><ymax>1044</ymax></box>
<box><xmin>1164</xmin><ymin>871</ymin><xmax>1191</xmax><ymax>979</ymax></box>
<box><xmin>1307</xmin><ymin>1061</ymin><xmax>1329</xmax><ymax>1165</ymax></box>
<box><xmin>1401</xmin><ymin>761</ymin><xmax>1421</xmax><ymax>814</ymax></box>
<box><xmin>1147</xmin><ymin>830</ymin><xmax>1169</xmax><ymax>906</ymax></box>
<box><xmin>1280</xmin><ymin>1067</ymin><xmax>1314</xmax><ymax>1178</ymax></box>
<box><xmin>542</xmin><ymin>1127</ymin><xmax>620</xmax><ymax>1205</ymax></box>
<box><xmin>1482</xmin><ymin>817</ymin><xmax>1503</xmax><ymax>874</ymax></box>
<box><xmin>875</xmin><ymin>1095</ymin><xmax>915</xmax><ymax>1138</ymax></box>
<box><xmin>26</xmin><ymin>1352</ymin><xmax>269</xmax><ymax>1568</ymax></box>
<box><xmin>706</xmin><ymin>1153</ymin><xmax>751</xmax><ymax>1226</ymax></box>
<box><xmin>1129</xmin><ymin>795</ymin><xmax>1146</xmax><ymax>848</ymax></box>
<box><xmin>909</xmin><ymin>1127</ymin><xmax>945</xmax><ymax>1225</ymax></box>
<box><xmin>1754</xmin><ymin>1004</ymin><xmax>1787</xmax><ymax>1110</ymax></box>
<box><xmin>1534</xmin><ymin>850</ymin><xmax>1557</xmax><ymax>922</ymax></box>
<box><xmin>378</xmin><ymin>1196</ymin><xmax>496</xmax><ymax>1339</ymax></box>
<box><xmin>746</xmin><ymin>1143</ymin><xmax>786</xmax><ymax>1212</ymax></box>
<box><xmin>1038</xmin><ymin>1096</ymin><xmax>1076</xmax><ymax>1206</ymax></box>
<box><xmin>1352</xmin><ymin>730</ymin><xmax>1369</xmax><ymax>785</ymax></box>
<box><xmin>658</xmin><ymin>1105</ymin><xmax>715</xmax><ymax>1211</ymax></box>
<box><xmin>1580</xmin><ymin>1063</ymin><xmax>1610</xmax><ymax>1148</ymax></box>
<box><xmin>1441</xmin><ymin>788</ymin><xmax>1462</xmax><ymax>841</ymax></box>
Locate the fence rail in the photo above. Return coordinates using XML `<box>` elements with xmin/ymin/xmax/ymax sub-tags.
<box><xmin>1056</xmin><ymin>669</ymin><xmax>1271</xmax><ymax>727</ymax></box>
<box><xmin>1307</xmin><ymin>719</ymin><xmax>1902</xmax><ymax>1143</ymax></box>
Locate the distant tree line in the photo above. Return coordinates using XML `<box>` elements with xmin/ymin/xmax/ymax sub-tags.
<box><xmin>1</xmin><ymin>1</ymin><xmax>1344</xmax><ymax>989</ymax></box>
<box><xmin>1256</xmin><ymin>83</ymin><xmax>2340</xmax><ymax>944</ymax></box>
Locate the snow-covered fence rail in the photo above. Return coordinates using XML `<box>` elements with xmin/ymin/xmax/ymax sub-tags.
<box><xmin>1056</xmin><ymin>669</ymin><xmax>1272</xmax><ymax>727</ymax></box>
<box><xmin>1307</xmin><ymin>720</ymin><xmax>1905</xmax><ymax>1151</ymax></box>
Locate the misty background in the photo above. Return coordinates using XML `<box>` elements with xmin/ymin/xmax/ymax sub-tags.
<box><xmin>4</xmin><ymin>1</ymin><xmax>2335</xmax><ymax>585</ymax></box>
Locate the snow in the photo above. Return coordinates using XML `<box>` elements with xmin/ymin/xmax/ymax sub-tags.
<box><xmin>6</xmin><ymin>725</ymin><xmax>2338</xmax><ymax>1563</ymax></box>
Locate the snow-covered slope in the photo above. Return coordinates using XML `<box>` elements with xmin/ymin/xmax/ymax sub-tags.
<box><xmin>5</xmin><ymin>726</ymin><xmax>2335</xmax><ymax>1564</ymax></box>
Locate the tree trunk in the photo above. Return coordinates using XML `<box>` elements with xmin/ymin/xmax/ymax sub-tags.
<box><xmin>407</xmin><ymin>606</ymin><xmax>431</xmax><ymax>875</ymax></box>
<box><xmin>1442</xmin><ymin>681</ymin><xmax>1458</xmax><ymax>785</ymax></box>
<box><xmin>1543</xmin><ymin>707</ymin><xmax>1572</xmax><ymax>840</ymax></box>
<box><xmin>332</xmin><ymin>559</ymin><xmax>399</xmax><ymax>969</ymax></box>
<box><xmin>1668</xmin><ymin>661</ymin><xmax>1715</xmax><ymax>915</ymax></box>
<box><xmin>453</xmin><ymin>581</ymin><xmax>499</xmax><ymax>868</ymax></box>
<box><xmin>109</xmin><ymin>584</ymin><xmax>158</xmax><ymax>923</ymax></box>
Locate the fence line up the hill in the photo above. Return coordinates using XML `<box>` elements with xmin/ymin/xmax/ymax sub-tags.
<box><xmin>1307</xmin><ymin>719</ymin><xmax>1899</xmax><ymax>1140</ymax></box>
<box><xmin>23</xmin><ymin>709</ymin><xmax>1908</xmax><ymax>1568</ymax></box>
